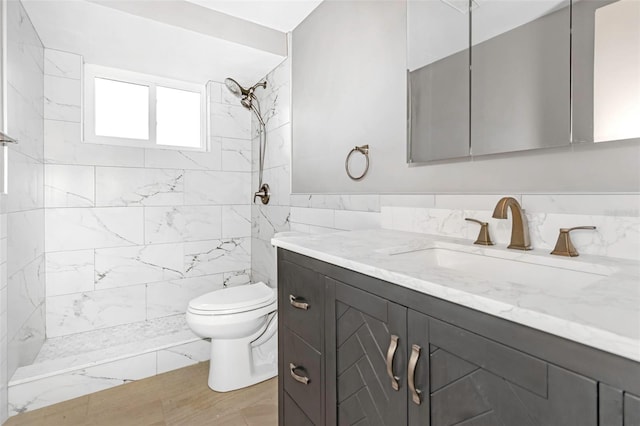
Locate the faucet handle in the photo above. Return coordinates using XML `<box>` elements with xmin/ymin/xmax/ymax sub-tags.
<box><xmin>465</xmin><ymin>218</ymin><xmax>495</xmax><ymax>246</ymax></box>
<box><xmin>550</xmin><ymin>226</ymin><xmax>596</xmax><ymax>257</ymax></box>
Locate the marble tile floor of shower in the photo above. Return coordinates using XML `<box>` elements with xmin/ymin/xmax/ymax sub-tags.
<box><xmin>5</xmin><ymin>362</ymin><xmax>278</xmax><ymax>426</ymax></box>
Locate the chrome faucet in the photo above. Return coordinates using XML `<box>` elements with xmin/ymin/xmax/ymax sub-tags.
<box><xmin>492</xmin><ymin>197</ymin><xmax>532</xmax><ymax>250</ymax></box>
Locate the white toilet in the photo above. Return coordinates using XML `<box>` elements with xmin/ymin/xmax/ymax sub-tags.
<box><xmin>185</xmin><ymin>282</ymin><xmax>278</xmax><ymax>392</ymax></box>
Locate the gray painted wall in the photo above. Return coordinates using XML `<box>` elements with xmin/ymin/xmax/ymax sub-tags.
<box><xmin>291</xmin><ymin>0</ymin><xmax>640</xmax><ymax>194</ymax></box>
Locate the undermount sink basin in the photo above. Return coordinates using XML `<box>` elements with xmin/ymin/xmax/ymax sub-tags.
<box><xmin>388</xmin><ymin>243</ymin><xmax>614</xmax><ymax>287</ymax></box>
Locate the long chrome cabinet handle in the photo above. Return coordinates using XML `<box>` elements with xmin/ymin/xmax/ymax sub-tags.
<box><xmin>408</xmin><ymin>344</ymin><xmax>422</xmax><ymax>405</ymax></box>
<box><xmin>289</xmin><ymin>294</ymin><xmax>309</xmax><ymax>310</ymax></box>
<box><xmin>386</xmin><ymin>334</ymin><xmax>400</xmax><ymax>391</ymax></box>
<box><xmin>289</xmin><ymin>363</ymin><xmax>310</xmax><ymax>385</ymax></box>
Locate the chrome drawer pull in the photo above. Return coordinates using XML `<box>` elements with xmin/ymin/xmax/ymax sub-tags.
<box><xmin>408</xmin><ymin>344</ymin><xmax>422</xmax><ymax>405</ymax></box>
<box><xmin>386</xmin><ymin>334</ymin><xmax>400</xmax><ymax>391</ymax></box>
<box><xmin>289</xmin><ymin>363</ymin><xmax>310</xmax><ymax>385</ymax></box>
<box><xmin>289</xmin><ymin>294</ymin><xmax>309</xmax><ymax>310</ymax></box>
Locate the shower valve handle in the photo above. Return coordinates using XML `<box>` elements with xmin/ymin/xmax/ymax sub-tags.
<box><xmin>254</xmin><ymin>183</ymin><xmax>270</xmax><ymax>205</ymax></box>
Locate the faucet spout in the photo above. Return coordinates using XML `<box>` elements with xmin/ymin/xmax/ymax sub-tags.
<box><xmin>492</xmin><ymin>197</ymin><xmax>531</xmax><ymax>250</ymax></box>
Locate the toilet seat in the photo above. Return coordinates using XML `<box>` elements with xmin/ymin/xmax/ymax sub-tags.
<box><xmin>188</xmin><ymin>282</ymin><xmax>276</xmax><ymax>316</ymax></box>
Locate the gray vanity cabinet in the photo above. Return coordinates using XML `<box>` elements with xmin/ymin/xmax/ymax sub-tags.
<box><xmin>277</xmin><ymin>249</ymin><xmax>639</xmax><ymax>426</ymax></box>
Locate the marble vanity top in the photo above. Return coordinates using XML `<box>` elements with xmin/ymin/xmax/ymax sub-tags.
<box><xmin>272</xmin><ymin>229</ymin><xmax>640</xmax><ymax>362</ymax></box>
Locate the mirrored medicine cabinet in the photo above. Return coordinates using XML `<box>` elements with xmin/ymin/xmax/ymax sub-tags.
<box><xmin>407</xmin><ymin>0</ymin><xmax>640</xmax><ymax>163</ymax></box>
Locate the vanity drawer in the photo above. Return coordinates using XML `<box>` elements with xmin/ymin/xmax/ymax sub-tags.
<box><xmin>282</xmin><ymin>327</ymin><xmax>322</xmax><ymax>425</ymax></box>
<box><xmin>279</xmin><ymin>260</ymin><xmax>324</xmax><ymax>349</ymax></box>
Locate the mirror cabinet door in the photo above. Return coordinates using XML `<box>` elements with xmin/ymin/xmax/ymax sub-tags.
<box><xmin>573</xmin><ymin>0</ymin><xmax>640</xmax><ymax>144</ymax></box>
<box><xmin>407</xmin><ymin>0</ymin><xmax>470</xmax><ymax>163</ymax></box>
<box><xmin>470</xmin><ymin>0</ymin><xmax>571</xmax><ymax>156</ymax></box>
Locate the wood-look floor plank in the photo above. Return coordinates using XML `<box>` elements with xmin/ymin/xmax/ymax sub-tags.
<box><xmin>6</xmin><ymin>362</ymin><xmax>277</xmax><ymax>426</ymax></box>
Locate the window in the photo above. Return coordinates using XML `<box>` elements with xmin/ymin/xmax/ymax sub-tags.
<box><xmin>83</xmin><ymin>64</ymin><xmax>207</xmax><ymax>150</ymax></box>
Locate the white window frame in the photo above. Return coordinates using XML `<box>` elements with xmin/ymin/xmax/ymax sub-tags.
<box><xmin>83</xmin><ymin>64</ymin><xmax>208</xmax><ymax>151</ymax></box>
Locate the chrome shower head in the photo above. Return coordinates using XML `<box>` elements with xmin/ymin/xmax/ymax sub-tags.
<box><xmin>224</xmin><ymin>78</ymin><xmax>249</xmax><ymax>98</ymax></box>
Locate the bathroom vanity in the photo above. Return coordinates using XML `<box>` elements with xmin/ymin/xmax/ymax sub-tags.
<box><xmin>273</xmin><ymin>230</ymin><xmax>640</xmax><ymax>426</ymax></box>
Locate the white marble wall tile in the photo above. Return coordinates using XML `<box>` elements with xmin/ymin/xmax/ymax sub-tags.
<box><xmin>8</xmin><ymin>210</ymin><xmax>44</xmax><ymax>276</ymax></box>
<box><xmin>7</xmin><ymin>303</ymin><xmax>45</xmax><ymax>379</ymax></box>
<box><xmin>45</xmin><ymin>207</ymin><xmax>144</xmax><ymax>252</ymax></box>
<box><xmin>380</xmin><ymin>194</ymin><xmax>436</xmax><ymax>208</ymax></box>
<box><xmin>257</xmin><ymin>58</ymin><xmax>290</xmax><ymax>133</ymax></box>
<box><xmin>522</xmin><ymin>193</ymin><xmax>640</xmax><ymax>217</ymax></box>
<box><xmin>46</xmin><ymin>250</ymin><xmax>95</xmax><ymax>296</ymax></box>
<box><xmin>44</xmin><ymin>49</ymin><xmax>81</xmax><ymax>80</ymax></box>
<box><xmin>8</xmin><ymin>256</ymin><xmax>45</xmax><ymax>339</ymax></box>
<box><xmin>222</xmin><ymin>138</ymin><xmax>252</xmax><ymax>172</ymax></box>
<box><xmin>44</xmin><ymin>120</ymin><xmax>145</xmax><ymax>167</ymax></box>
<box><xmin>144</xmin><ymin>146</ymin><xmax>220</xmax><ymax>171</ymax></box>
<box><xmin>263</xmin><ymin>123</ymin><xmax>291</xmax><ymax>170</ymax></box>
<box><xmin>334</xmin><ymin>210</ymin><xmax>381</xmax><ymax>231</ymax></box>
<box><xmin>251</xmin><ymin>238</ymin><xmax>276</xmax><ymax>287</ymax></box>
<box><xmin>289</xmin><ymin>194</ymin><xmax>381</xmax><ymax>212</ymax></box>
<box><xmin>146</xmin><ymin>275</ymin><xmax>223</xmax><ymax>319</ymax></box>
<box><xmin>254</xmin><ymin>206</ymin><xmax>290</xmax><ymax>241</ymax></box>
<box><xmin>8</xmin><ymin>353</ymin><xmax>156</xmax><ymax>415</ymax></box>
<box><xmin>290</xmin><ymin>207</ymin><xmax>334</xmax><ymax>228</ymax></box>
<box><xmin>260</xmin><ymin>164</ymin><xmax>290</xmax><ymax>207</ymax></box>
<box><xmin>44</xmin><ymin>164</ymin><xmax>94</xmax><ymax>208</ymax></box>
<box><xmin>210</xmin><ymin>103</ymin><xmax>251</xmax><ymax>140</ymax></box>
<box><xmin>208</xmin><ymin>81</ymin><xmax>223</xmax><ymax>104</ymax></box>
<box><xmin>7</xmin><ymin>1</ymin><xmax>43</xmax><ymax>74</ymax></box>
<box><xmin>44</xmin><ymin>75</ymin><xmax>81</xmax><ymax>123</ymax></box>
<box><xmin>184</xmin><ymin>238</ymin><xmax>250</xmax><ymax>277</ymax></box>
<box><xmin>46</xmin><ymin>286</ymin><xmax>146</xmax><ymax>337</ymax></box>
<box><xmin>144</xmin><ymin>206</ymin><xmax>222</xmax><ymax>244</ymax></box>
<box><xmin>184</xmin><ymin>171</ymin><xmax>250</xmax><ymax>205</ymax></box>
<box><xmin>95</xmin><ymin>243</ymin><xmax>184</xmax><ymax>289</ymax></box>
<box><xmin>381</xmin><ymin>207</ymin><xmax>467</xmax><ymax>238</ymax></box>
<box><xmin>95</xmin><ymin>167</ymin><xmax>184</xmax><ymax>207</ymax></box>
<box><xmin>7</xmin><ymin>151</ymin><xmax>44</xmax><ymax>212</ymax></box>
<box><xmin>156</xmin><ymin>340</ymin><xmax>210</xmax><ymax>374</ymax></box>
<box><xmin>7</xmin><ymin>83</ymin><xmax>44</xmax><ymax>163</ymax></box>
<box><xmin>7</xmin><ymin>34</ymin><xmax>44</xmax><ymax>118</ymax></box>
<box><xmin>435</xmin><ymin>194</ymin><xmax>522</xmax><ymax>211</ymax></box>
<box><xmin>224</xmin><ymin>269</ymin><xmax>251</xmax><ymax>287</ymax></box>
<box><xmin>222</xmin><ymin>205</ymin><xmax>251</xmax><ymax>238</ymax></box>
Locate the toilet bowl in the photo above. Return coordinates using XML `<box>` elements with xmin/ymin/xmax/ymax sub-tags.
<box><xmin>186</xmin><ymin>282</ymin><xmax>278</xmax><ymax>392</ymax></box>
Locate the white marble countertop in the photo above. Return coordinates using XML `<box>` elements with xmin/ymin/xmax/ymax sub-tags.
<box><xmin>272</xmin><ymin>229</ymin><xmax>640</xmax><ymax>362</ymax></box>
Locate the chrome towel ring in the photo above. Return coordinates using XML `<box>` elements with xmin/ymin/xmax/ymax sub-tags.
<box><xmin>345</xmin><ymin>144</ymin><xmax>370</xmax><ymax>181</ymax></box>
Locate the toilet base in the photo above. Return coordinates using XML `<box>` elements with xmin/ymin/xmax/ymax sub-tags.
<box><xmin>207</xmin><ymin>319</ymin><xmax>278</xmax><ymax>392</ymax></box>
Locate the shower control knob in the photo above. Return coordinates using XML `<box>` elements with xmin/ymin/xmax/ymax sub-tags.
<box><xmin>254</xmin><ymin>183</ymin><xmax>270</xmax><ymax>205</ymax></box>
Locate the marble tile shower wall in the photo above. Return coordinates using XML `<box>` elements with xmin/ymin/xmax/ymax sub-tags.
<box><xmin>5</xmin><ymin>0</ymin><xmax>46</xmax><ymax>393</ymax></box>
<box><xmin>250</xmin><ymin>59</ymin><xmax>292</xmax><ymax>286</ymax></box>
<box><xmin>43</xmin><ymin>49</ymin><xmax>252</xmax><ymax>338</ymax></box>
<box><xmin>1</xmin><ymin>207</ymin><xmax>8</xmax><ymax>425</ymax></box>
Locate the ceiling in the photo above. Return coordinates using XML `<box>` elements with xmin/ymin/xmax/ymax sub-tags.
<box><xmin>184</xmin><ymin>0</ymin><xmax>323</xmax><ymax>32</ymax></box>
<box><xmin>20</xmin><ymin>0</ymin><xmax>322</xmax><ymax>85</ymax></box>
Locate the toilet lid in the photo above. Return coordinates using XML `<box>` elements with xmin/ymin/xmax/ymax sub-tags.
<box><xmin>188</xmin><ymin>282</ymin><xmax>275</xmax><ymax>314</ymax></box>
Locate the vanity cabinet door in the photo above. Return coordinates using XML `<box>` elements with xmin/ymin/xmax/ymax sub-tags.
<box><xmin>428</xmin><ymin>318</ymin><xmax>597</xmax><ymax>426</ymax></box>
<box><xmin>329</xmin><ymin>278</ymin><xmax>408</xmax><ymax>426</ymax></box>
<box><xmin>599</xmin><ymin>383</ymin><xmax>640</xmax><ymax>426</ymax></box>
